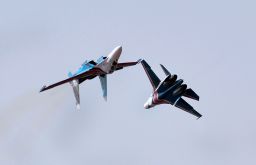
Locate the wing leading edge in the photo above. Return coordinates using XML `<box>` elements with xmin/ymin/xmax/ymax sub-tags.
<box><xmin>115</xmin><ymin>59</ymin><xmax>142</xmax><ymax>70</ymax></box>
<box><xmin>40</xmin><ymin>67</ymin><xmax>105</xmax><ymax>92</ymax></box>
<box><xmin>140</xmin><ymin>60</ymin><xmax>161</xmax><ymax>90</ymax></box>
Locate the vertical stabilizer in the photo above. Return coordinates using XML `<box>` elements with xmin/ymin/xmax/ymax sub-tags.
<box><xmin>70</xmin><ymin>79</ymin><xmax>80</xmax><ymax>109</ymax></box>
<box><xmin>99</xmin><ymin>75</ymin><xmax>107</xmax><ymax>101</ymax></box>
<box><xmin>160</xmin><ymin>64</ymin><xmax>171</xmax><ymax>76</ymax></box>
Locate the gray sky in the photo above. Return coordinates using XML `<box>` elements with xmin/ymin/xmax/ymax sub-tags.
<box><xmin>1</xmin><ymin>0</ymin><xmax>256</xmax><ymax>164</ymax></box>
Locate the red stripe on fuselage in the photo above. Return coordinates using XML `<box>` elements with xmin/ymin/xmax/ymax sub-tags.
<box><xmin>152</xmin><ymin>92</ymin><xmax>169</xmax><ymax>105</ymax></box>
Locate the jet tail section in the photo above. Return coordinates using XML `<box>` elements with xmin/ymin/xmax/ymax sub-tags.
<box><xmin>160</xmin><ymin>64</ymin><xmax>171</xmax><ymax>76</ymax></box>
<box><xmin>70</xmin><ymin>79</ymin><xmax>80</xmax><ymax>109</ymax></box>
<box><xmin>99</xmin><ymin>75</ymin><xmax>107</xmax><ymax>101</ymax></box>
<box><xmin>174</xmin><ymin>97</ymin><xmax>202</xmax><ymax>118</ymax></box>
<box><xmin>183</xmin><ymin>88</ymin><xmax>199</xmax><ymax>101</ymax></box>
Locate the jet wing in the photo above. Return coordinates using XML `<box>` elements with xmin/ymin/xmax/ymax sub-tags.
<box><xmin>174</xmin><ymin>97</ymin><xmax>202</xmax><ymax>118</ymax></box>
<box><xmin>40</xmin><ymin>67</ymin><xmax>105</xmax><ymax>92</ymax></box>
<box><xmin>115</xmin><ymin>59</ymin><xmax>141</xmax><ymax>70</ymax></box>
<box><xmin>141</xmin><ymin>60</ymin><xmax>161</xmax><ymax>90</ymax></box>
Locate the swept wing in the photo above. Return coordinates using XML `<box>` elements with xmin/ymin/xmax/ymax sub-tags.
<box><xmin>40</xmin><ymin>67</ymin><xmax>105</xmax><ymax>92</ymax></box>
<box><xmin>115</xmin><ymin>59</ymin><xmax>142</xmax><ymax>70</ymax></box>
<box><xmin>140</xmin><ymin>60</ymin><xmax>161</xmax><ymax>90</ymax></box>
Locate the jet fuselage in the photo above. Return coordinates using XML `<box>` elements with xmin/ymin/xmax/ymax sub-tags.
<box><xmin>96</xmin><ymin>46</ymin><xmax>122</xmax><ymax>74</ymax></box>
<box><xmin>71</xmin><ymin>46</ymin><xmax>122</xmax><ymax>77</ymax></box>
<box><xmin>144</xmin><ymin>76</ymin><xmax>184</xmax><ymax>109</ymax></box>
<box><xmin>69</xmin><ymin>46</ymin><xmax>122</xmax><ymax>108</ymax></box>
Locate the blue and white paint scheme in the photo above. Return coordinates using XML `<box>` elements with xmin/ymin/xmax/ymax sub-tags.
<box><xmin>68</xmin><ymin>57</ymin><xmax>107</xmax><ymax>108</ymax></box>
<box><xmin>40</xmin><ymin>46</ymin><xmax>141</xmax><ymax>109</ymax></box>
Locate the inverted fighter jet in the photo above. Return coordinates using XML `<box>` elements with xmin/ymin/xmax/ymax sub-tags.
<box><xmin>141</xmin><ymin>60</ymin><xmax>202</xmax><ymax>118</ymax></box>
<box><xmin>40</xmin><ymin>46</ymin><xmax>140</xmax><ymax>109</ymax></box>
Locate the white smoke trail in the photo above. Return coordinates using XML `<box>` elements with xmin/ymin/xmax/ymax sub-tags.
<box><xmin>0</xmin><ymin>86</ymin><xmax>70</xmax><ymax>164</ymax></box>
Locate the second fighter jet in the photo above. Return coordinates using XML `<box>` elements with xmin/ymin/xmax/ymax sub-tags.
<box><xmin>141</xmin><ymin>60</ymin><xmax>202</xmax><ymax>118</ymax></box>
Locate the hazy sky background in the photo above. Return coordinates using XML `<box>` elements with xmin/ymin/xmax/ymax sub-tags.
<box><xmin>1</xmin><ymin>0</ymin><xmax>256</xmax><ymax>164</ymax></box>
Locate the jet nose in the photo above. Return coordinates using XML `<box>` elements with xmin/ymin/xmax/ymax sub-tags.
<box><xmin>107</xmin><ymin>46</ymin><xmax>122</xmax><ymax>61</ymax></box>
<box><xmin>115</xmin><ymin>45</ymin><xmax>122</xmax><ymax>54</ymax></box>
<box><xmin>144</xmin><ymin>102</ymin><xmax>149</xmax><ymax>109</ymax></box>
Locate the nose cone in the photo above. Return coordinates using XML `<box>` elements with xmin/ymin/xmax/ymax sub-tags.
<box><xmin>107</xmin><ymin>46</ymin><xmax>122</xmax><ymax>61</ymax></box>
<box><xmin>115</xmin><ymin>45</ymin><xmax>122</xmax><ymax>53</ymax></box>
<box><xmin>144</xmin><ymin>96</ymin><xmax>152</xmax><ymax>109</ymax></box>
<box><xmin>113</xmin><ymin>46</ymin><xmax>122</xmax><ymax>58</ymax></box>
<box><xmin>144</xmin><ymin>102</ymin><xmax>149</xmax><ymax>109</ymax></box>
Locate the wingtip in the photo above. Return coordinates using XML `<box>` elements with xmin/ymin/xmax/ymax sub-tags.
<box><xmin>140</xmin><ymin>59</ymin><xmax>150</xmax><ymax>68</ymax></box>
<box><xmin>137</xmin><ymin>59</ymin><xmax>143</xmax><ymax>63</ymax></box>
<box><xmin>196</xmin><ymin>112</ymin><xmax>202</xmax><ymax>119</ymax></box>
<box><xmin>39</xmin><ymin>85</ymin><xmax>47</xmax><ymax>92</ymax></box>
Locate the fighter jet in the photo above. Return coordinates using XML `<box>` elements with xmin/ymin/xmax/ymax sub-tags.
<box><xmin>40</xmin><ymin>46</ymin><xmax>141</xmax><ymax>109</ymax></box>
<box><xmin>141</xmin><ymin>60</ymin><xmax>202</xmax><ymax>118</ymax></box>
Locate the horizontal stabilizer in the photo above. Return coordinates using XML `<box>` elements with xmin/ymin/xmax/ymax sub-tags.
<box><xmin>160</xmin><ymin>64</ymin><xmax>171</xmax><ymax>76</ymax></box>
<box><xmin>183</xmin><ymin>88</ymin><xmax>199</xmax><ymax>101</ymax></box>
<box><xmin>174</xmin><ymin>98</ymin><xmax>202</xmax><ymax>118</ymax></box>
